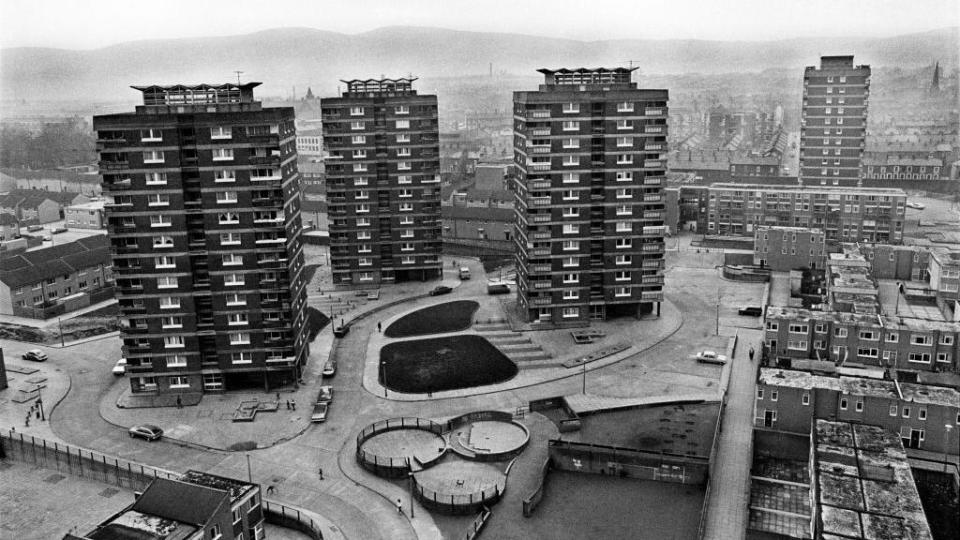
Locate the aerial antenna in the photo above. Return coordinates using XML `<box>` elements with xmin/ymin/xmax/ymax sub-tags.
<box><xmin>622</xmin><ymin>60</ymin><xmax>642</xmax><ymax>69</ymax></box>
<box><xmin>234</xmin><ymin>70</ymin><xmax>244</xmax><ymax>85</ymax></box>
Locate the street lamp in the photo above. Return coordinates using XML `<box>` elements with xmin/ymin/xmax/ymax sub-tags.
<box><xmin>715</xmin><ymin>287</ymin><xmax>723</xmax><ymax>336</ymax></box>
<box><xmin>408</xmin><ymin>472</ymin><xmax>415</xmax><ymax>518</ymax></box>
<box><xmin>582</xmin><ymin>361</ymin><xmax>587</xmax><ymax>394</ymax></box>
<box><xmin>381</xmin><ymin>360</ymin><xmax>388</xmax><ymax>398</ymax></box>
<box><xmin>944</xmin><ymin>424</ymin><xmax>953</xmax><ymax>473</ymax></box>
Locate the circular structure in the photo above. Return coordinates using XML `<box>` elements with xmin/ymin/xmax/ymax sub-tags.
<box><xmin>385</xmin><ymin>300</ymin><xmax>479</xmax><ymax>338</ymax></box>
<box><xmin>413</xmin><ymin>460</ymin><xmax>506</xmax><ymax>515</ymax></box>
<box><xmin>356</xmin><ymin>418</ymin><xmax>447</xmax><ymax>478</ymax></box>
<box><xmin>447</xmin><ymin>412</ymin><xmax>530</xmax><ymax>461</ymax></box>
<box><xmin>380</xmin><ymin>335</ymin><xmax>517</xmax><ymax>394</ymax></box>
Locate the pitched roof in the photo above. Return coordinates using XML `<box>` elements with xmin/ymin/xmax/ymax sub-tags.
<box><xmin>132</xmin><ymin>477</ymin><xmax>229</xmax><ymax>527</ymax></box>
<box><xmin>0</xmin><ymin>189</ymin><xmax>86</xmax><ymax>209</ymax></box>
<box><xmin>0</xmin><ymin>235</ymin><xmax>110</xmax><ymax>288</ymax></box>
<box><xmin>0</xmin><ymin>213</ymin><xmax>18</xmax><ymax>226</ymax></box>
<box><xmin>442</xmin><ymin>205</ymin><xmax>514</xmax><ymax>222</ymax></box>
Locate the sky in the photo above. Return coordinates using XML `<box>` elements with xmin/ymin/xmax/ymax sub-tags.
<box><xmin>1</xmin><ymin>0</ymin><xmax>958</xmax><ymax>49</ymax></box>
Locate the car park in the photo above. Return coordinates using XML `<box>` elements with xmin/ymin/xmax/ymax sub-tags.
<box><xmin>429</xmin><ymin>285</ymin><xmax>453</xmax><ymax>296</ymax></box>
<box><xmin>112</xmin><ymin>358</ymin><xmax>127</xmax><ymax>376</ymax></box>
<box><xmin>128</xmin><ymin>424</ymin><xmax>164</xmax><ymax>441</ymax></box>
<box><xmin>22</xmin><ymin>349</ymin><xmax>48</xmax><ymax>362</ymax></box>
<box><xmin>311</xmin><ymin>402</ymin><xmax>329</xmax><ymax>423</ymax></box>
<box><xmin>738</xmin><ymin>306</ymin><xmax>763</xmax><ymax>316</ymax></box>
<box><xmin>695</xmin><ymin>350</ymin><xmax>728</xmax><ymax>365</ymax></box>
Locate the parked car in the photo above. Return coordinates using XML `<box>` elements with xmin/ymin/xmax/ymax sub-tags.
<box><xmin>906</xmin><ymin>201</ymin><xmax>926</xmax><ymax>210</ymax></box>
<box><xmin>311</xmin><ymin>402</ymin><xmax>329</xmax><ymax>423</ymax></box>
<box><xmin>128</xmin><ymin>424</ymin><xmax>164</xmax><ymax>441</ymax></box>
<box><xmin>695</xmin><ymin>350</ymin><xmax>728</xmax><ymax>365</ymax></box>
<box><xmin>429</xmin><ymin>285</ymin><xmax>453</xmax><ymax>296</ymax></box>
<box><xmin>738</xmin><ymin>306</ymin><xmax>763</xmax><ymax>317</ymax></box>
<box><xmin>333</xmin><ymin>325</ymin><xmax>350</xmax><ymax>338</ymax></box>
<box><xmin>317</xmin><ymin>385</ymin><xmax>333</xmax><ymax>403</ymax></box>
<box><xmin>322</xmin><ymin>361</ymin><xmax>337</xmax><ymax>377</ymax></box>
<box><xmin>458</xmin><ymin>267</ymin><xmax>471</xmax><ymax>279</ymax></box>
<box><xmin>112</xmin><ymin>358</ymin><xmax>127</xmax><ymax>376</ymax></box>
<box><xmin>487</xmin><ymin>283</ymin><xmax>510</xmax><ymax>295</ymax></box>
<box><xmin>22</xmin><ymin>349</ymin><xmax>48</xmax><ymax>362</ymax></box>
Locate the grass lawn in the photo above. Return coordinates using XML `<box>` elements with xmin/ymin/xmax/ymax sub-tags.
<box><xmin>385</xmin><ymin>300</ymin><xmax>479</xmax><ymax>338</ymax></box>
<box><xmin>380</xmin><ymin>335</ymin><xmax>517</xmax><ymax>393</ymax></box>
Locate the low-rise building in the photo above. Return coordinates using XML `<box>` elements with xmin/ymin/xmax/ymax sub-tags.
<box><xmin>704</xmin><ymin>183</ymin><xmax>906</xmax><ymax>243</ymax></box>
<box><xmin>64</xmin><ymin>200</ymin><xmax>105</xmax><ymax>229</ymax></box>
<box><xmin>65</xmin><ymin>471</ymin><xmax>264</xmax><ymax>540</ymax></box>
<box><xmin>929</xmin><ymin>247</ymin><xmax>960</xmax><ymax>302</ymax></box>
<box><xmin>0</xmin><ymin>167</ymin><xmax>102</xmax><ymax>196</ymax></box>
<box><xmin>296</xmin><ymin>127</ymin><xmax>324</xmax><ymax>156</ymax></box>
<box><xmin>0</xmin><ymin>236</ymin><xmax>114</xmax><ymax>319</ymax></box>
<box><xmin>0</xmin><ymin>189</ymin><xmax>90</xmax><ymax>224</ymax></box>
<box><xmin>753</xmin><ymin>226</ymin><xmax>827</xmax><ymax>270</ymax></box>
<box><xmin>755</xmin><ymin>368</ymin><xmax>959</xmax><ymax>457</ymax></box>
<box><xmin>441</xmin><ymin>205</ymin><xmax>513</xmax><ymax>254</ymax></box>
<box><xmin>0</xmin><ymin>213</ymin><xmax>19</xmax><ymax>241</ymax></box>
<box><xmin>729</xmin><ymin>154</ymin><xmax>781</xmax><ymax>181</ymax></box>
<box><xmin>863</xmin><ymin>155</ymin><xmax>943</xmax><ymax>181</ymax></box>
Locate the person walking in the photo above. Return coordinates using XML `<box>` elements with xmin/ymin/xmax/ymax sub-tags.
<box><xmin>396</xmin><ymin>498</ymin><xmax>403</xmax><ymax>514</ymax></box>
<box><xmin>176</xmin><ymin>395</ymin><xmax>182</xmax><ymax>409</ymax></box>
<box><xmin>285</xmin><ymin>400</ymin><xmax>291</xmax><ymax>410</ymax></box>
<box><xmin>749</xmin><ymin>347</ymin><xmax>755</xmax><ymax>362</ymax></box>
<box><xmin>290</xmin><ymin>399</ymin><xmax>296</xmax><ymax>411</ymax></box>
<box><xmin>318</xmin><ymin>467</ymin><xmax>324</xmax><ymax>480</ymax></box>
<box><xmin>377</xmin><ymin>322</ymin><xmax>382</xmax><ymax>332</ymax></box>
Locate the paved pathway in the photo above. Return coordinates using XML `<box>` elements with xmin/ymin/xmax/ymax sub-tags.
<box><xmin>701</xmin><ymin>328</ymin><xmax>763</xmax><ymax>540</ymax></box>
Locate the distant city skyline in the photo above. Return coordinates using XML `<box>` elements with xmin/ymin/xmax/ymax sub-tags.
<box><xmin>1</xmin><ymin>0</ymin><xmax>958</xmax><ymax>50</ymax></box>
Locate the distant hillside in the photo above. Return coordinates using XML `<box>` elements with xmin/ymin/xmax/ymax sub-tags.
<box><xmin>1</xmin><ymin>26</ymin><xmax>957</xmax><ymax>103</ymax></box>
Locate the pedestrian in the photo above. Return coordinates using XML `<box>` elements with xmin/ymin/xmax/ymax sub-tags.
<box><xmin>285</xmin><ymin>400</ymin><xmax>291</xmax><ymax>410</ymax></box>
<box><xmin>318</xmin><ymin>467</ymin><xmax>324</xmax><ymax>480</ymax></box>
<box><xmin>176</xmin><ymin>395</ymin><xmax>182</xmax><ymax>409</ymax></box>
<box><xmin>25</xmin><ymin>416</ymin><xmax>30</xmax><ymax>427</ymax></box>
<box><xmin>291</xmin><ymin>399</ymin><xmax>296</xmax><ymax>411</ymax></box>
<box><xmin>749</xmin><ymin>347</ymin><xmax>755</xmax><ymax>362</ymax></box>
<box><xmin>396</xmin><ymin>498</ymin><xmax>403</xmax><ymax>514</ymax></box>
<box><xmin>377</xmin><ymin>322</ymin><xmax>382</xmax><ymax>332</ymax></box>
<box><xmin>266</xmin><ymin>484</ymin><xmax>275</xmax><ymax>495</ymax></box>
<box><xmin>275</xmin><ymin>392</ymin><xmax>280</xmax><ymax>401</ymax></box>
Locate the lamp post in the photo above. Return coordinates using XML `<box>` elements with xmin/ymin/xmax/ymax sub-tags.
<box><xmin>58</xmin><ymin>317</ymin><xmax>65</xmax><ymax>347</ymax></box>
<box><xmin>582</xmin><ymin>361</ymin><xmax>587</xmax><ymax>394</ymax></box>
<box><xmin>408</xmin><ymin>472</ymin><xmax>415</xmax><ymax>518</ymax></box>
<box><xmin>246</xmin><ymin>453</ymin><xmax>253</xmax><ymax>483</ymax></box>
<box><xmin>715</xmin><ymin>286</ymin><xmax>722</xmax><ymax>336</ymax></box>
<box><xmin>944</xmin><ymin>424</ymin><xmax>953</xmax><ymax>473</ymax></box>
<box><xmin>381</xmin><ymin>360</ymin><xmax>388</xmax><ymax>398</ymax></box>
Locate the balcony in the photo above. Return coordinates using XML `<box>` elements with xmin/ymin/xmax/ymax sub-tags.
<box><xmin>530</xmin><ymin>196</ymin><xmax>551</xmax><ymax>206</ymax></box>
<box><xmin>104</xmin><ymin>178</ymin><xmax>133</xmax><ymax>190</ymax></box>
<box><xmin>529</xmin><ymin>111</ymin><xmax>551</xmax><ymax>118</ymax></box>
<box><xmin>531</xmin><ymin>129</ymin><xmax>551</xmax><ymax>136</ymax></box>
<box><xmin>529</xmin><ymin>145</ymin><xmax>550</xmax><ymax>154</ymax></box>
<box><xmin>644</xmin><ymin>108</ymin><xmax>664</xmax><ymax>116</ymax></box>
<box><xmin>642</xmin><ymin>160</ymin><xmax>664</xmax><ymax>169</ymax></box>
<box><xmin>532</xmin><ymin>248</ymin><xmax>551</xmax><ymax>256</ymax></box>
<box><xmin>529</xmin><ymin>163</ymin><xmax>551</xmax><ymax>172</ymax></box>
<box><xmin>99</xmin><ymin>160</ymin><xmax>129</xmax><ymax>170</ymax></box>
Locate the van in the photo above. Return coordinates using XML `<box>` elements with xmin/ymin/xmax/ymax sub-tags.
<box><xmin>458</xmin><ymin>267</ymin><xmax>471</xmax><ymax>280</ymax></box>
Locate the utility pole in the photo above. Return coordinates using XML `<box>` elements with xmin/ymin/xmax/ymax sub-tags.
<box><xmin>582</xmin><ymin>361</ymin><xmax>587</xmax><ymax>394</ymax></box>
<box><xmin>246</xmin><ymin>453</ymin><xmax>253</xmax><ymax>482</ymax></box>
<box><xmin>58</xmin><ymin>317</ymin><xmax>65</xmax><ymax>347</ymax></box>
<box><xmin>234</xmin><ymin>71</ymin><xmax>244</xmax><ymax>85</ymax></box>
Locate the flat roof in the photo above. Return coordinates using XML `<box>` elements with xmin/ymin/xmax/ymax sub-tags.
<box><xmin>765</xmin><ymin>304</ymin><xmax>960</xmax><ymax>332</ymax></box>
<box><xmin>814</xmin><ymin>420</ymin><xmax>932</xmax><ymax>540</ymax></box>
<box><xmin>759</xmin><ymin>368</ymin><xmax>960</xmax><ymax>408</ymax></box>
<box><xmin>709</xmin><ymin>183</ymin><xmax>906</xmax><ymax>196</ymax></box>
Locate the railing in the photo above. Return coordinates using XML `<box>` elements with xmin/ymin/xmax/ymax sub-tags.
<box><xmin>263</xmin><ymin>501</ymin><xmax>324</xmax><ymax>540</ymax></box>
<box><xmin>356</xmin><ymin>417</ymin><xmax>445</xmax><ymax>478</ymax></box>
<box><xmin>0</xmin><ymin>430</ymin><xmax>179</xmax><ymax>491</ymax></box>
<box><xmin>522</xmin><ymin>457</ymin><xmax>552</xmax><ymax>517</ymax></box>
<box><xmin>464</xmin><ymin>507</ymin><xmax>492</xmax><ymax>540</ymax></box>
<box><xmin>414</xmin><ymin>477</ymin><xmax>503</xmax><ymax>515</ymax></box>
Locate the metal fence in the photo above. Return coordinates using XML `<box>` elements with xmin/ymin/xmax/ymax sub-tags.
<box><xmin>355</xmin><ymin>417</ymin><xmax>446</xmax><ymax>478</ymax></box>
<box><xmin>263</xmin><ymin>501</ymin><xmax>324</xmax><ymax>540</ymax></box>
<box><xmin>414</xmin><ymin>479</ymin><xmax>503</xmax><ymax>515</ymax></box>
<box><xmin>521</xmin><ymin>456</ymin><xmax>551</xmax><ymax>517</ymax></box>
<box><xmin>463</xmin><ymin>506</ymin><xmax>492</xmax><ymax>540</ymax></box>
<box><xmin>0</xmin><ymin>429</ymin><xmax>179</xmax><ymax>491</ymax></box>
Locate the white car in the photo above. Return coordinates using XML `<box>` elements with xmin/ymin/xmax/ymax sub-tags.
<box><xmin>695</xmin><ymin>350</ymin><xmax>728</xmax><ymax>365</ymax></box>
<box><xmin>906</xmin><ymin>201</ymin><xmax>926</xmax><ymax>210</ymax></box>
<box><xmin>112</xmin><ymin>358</ymin><xmax>127</xmax><ymax>376</ymax></box>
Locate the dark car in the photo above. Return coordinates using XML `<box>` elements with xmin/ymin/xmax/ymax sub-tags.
<box><xmin>429</xmin><ymin>285</ymin><xmax>453</xmax><ymax>296</ymax></box>
<box><xmin>128</xmin><ymin>424</ymin><xmax>164</xmax><ymax>441</ymax></box>
<box><xmin>322</xmin><ymin>361</ymin><xmax>337</xmax><ymax>377</ymax></box>
<box><xmin>22</xmin><ymin>349</ymin><xmax>48</xmax><ymax>362</ymax></box>
<box><xmin>738</xmin><ymin>306</ymin><xmax>763</xmax><ymax>317</ymax></box>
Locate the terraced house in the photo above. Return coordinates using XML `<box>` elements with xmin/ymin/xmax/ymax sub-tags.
<box><xmin>322</xmin><ymin>78</ymin><xmax>443</xmax><ymax>286</ymax></box>
<box><xmin>512</xmin><ymin>67</ymin><xmax>668</xmax><ymax>323</ymax></box>
<box><xmin>93</xmin><ymin>83</ymin><xmax>309</xmax><ymax>397</ymax></box>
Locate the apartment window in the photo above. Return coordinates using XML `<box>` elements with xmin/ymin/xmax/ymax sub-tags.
<box><xmin>159</xmin><ymin>296</ymin><xmax>180</xmax><ymax>309</ymax></box>
<box><xmin>771</xmin><ymin>391</ymin><xmax>778</xmax><ymax>402</ymax></box>
<box><xmin>562</xmin><ymin>190</ymin><xmax>577</xmax><ymax>201</ymax></box>
<box><xmin>616</xmin><ymin>137</ymin><xmax>632</xmax><ymax>147</ymax></box>
<box><xmin>859</xmin><ymin>330</ymin><xmax>878</xmax><ymax>341</ymax></box>
<box><xmin>616</xmin><ymin>171</ymin><xmax>633</xmax><ymax>182</ymax></box>
<box><xmin>352</xmin><ymin>149</ymin><xmax>367</xmax><ymax>159</ymax></box>
<box><xmin>210</xmin><ymin>126</ymin><xmax>231</xmax><ymax>139</ymax></box>
<box><xmin>220</xmin><ymin>232</ymin><xmax>241</xmax><ymax>245</ymax></box>
<box><xmin>902</xmin><ymin>407</ymin><xmax>911</xmax><ymax>418</ymax></box>
<box><xmin>616</xmin><ymin>101</ymin><xmax>634</xmax><ymax>112</ymax></box>
<box><xmin>225</xmin><ymin>293</ymin><xmax>246</xmax><ymax>306</ymax></box>
<box><xmin>562</xmin><ymin>173</ymin><xmax>580</xmax><ymax>184</ymax></box>
<box><xmin>562</xmin><ymin>273</ymin><xmax>579</xmax><ymax>284</ymax></box>
<box><xmin>787</xmin><ymin>340</ymin><xmax>808</xmax><ymax>351</ymax></box>
<box><xmin>937</xmin><ymin>353</ymin><xmax>952</xmax><ymax>363</ymax></box>
<box><xmin>562</xmin><ymin>307</ymin><xmax>579</xmax><ymax>318</ymax></box>
<box><xmin>399</xmin><ymin>189</ymin><xmax>413</xmax><ymax>198</ymax></box>
<box><xmin>889</xmin><ymin>405</ymin><xmax>898</xmax><ymax>416</ymax></box>
<box><xmin>615</xmin><ymin>238</ymin><xmax>631</xmax><ymax>249</ymax></box>
<box><xmin>615</xmin><ymin>255</ymin><xmax>631</xmax><ymax>265</ymax></box>
<box><xmin>394</xmin><ymin>105</ymin><xmax>409</xmax><ymax>114</ymax></box>
<box><xmin>140</xmin><ymin>128</ymin><xmax>162</xmax><ymax>141</ymax></box>
<box><xmin>353</xmin><ymin>163</ymin><xmax>368</xmax><ymax>172</ymax></box>
<box><xmin>350</xmin><ymin>121</ymin><xmax>364</xmax><ymax>130</ymax></box>
<box><xmin>562</xmin><ymin>240</ymin><xmax>579</xmax><ymax>251</ymax></box>
<box><xmin>153</xmin><ymin>235</ymin><xmax>174</xmax><ymax>249</ymax></box>
<box><xmin>616</xmin><ymin>221</ymin><xmax>631</xmax><ymax>232</ymax></box>
<box><xmin>757</xmin><ymin>389</ymin><xmax>764</xmax><ymax>399</ymax></box>
<box><xmin>358</xmin><ymin>257</ymin><xmax>372</xmax><ymax>267</ymax></box>
<box><xmin>213</xmin><ymin>169</ymin><xmax>236</xmax><ymax>183</ymax></box>
<box><xmin>395</xmin><ymin>120</ymin><xmax>410</xmax><ymax>129</ymax></box>
<box><xmin>802</xmin><ymin>393</ymin><xmax>810</xmax><ymax>406</ymax></box>
<box><xmin>349</xmin><ymin>106</ymin><xmax>364</xmax><ymax>116</ymax></box>
<box><xmin>908</xmin><ymin>352</ymin><xmax>931</xmax><ymax>363</ymax></box>
<box><xmin>401</xmin><ymin>255</ymin><xmax>415</xmax><ymax>265</ymax></box>
<box><xmin>164</xmin><ymin>335</ymin><xmax>184</xmax><ymax>348</ymax></box>
<box><xmin>356</xmin><ymin>218</ymin><xmax>370</xmax><ymax>227</ymax></box>
<box><xmin>400</xmin><ymin>242</ymin><xmax>415</xmax><ymax>252</ymax></box>
<box><xmin>616</xmin><ymin>205</ymin><xmax>631</xmax><ymax>216</ymax></box>
<box><xmin>397</xmin><ymin>161</ymin><xmax>412</xmax><ymax>170</ymax></box>
<box><xmin>229</xmin><ymin>332</ymin><xmax>250</xmax><ymax>345</ymax></box>
<box><xmin>356</xmin><ymin>204</ymin><xmax>370</xmax><ymax>213</ymax></box>
<box><xmin>616</xmin><ymin>154</ymin><xmax>633</xmax><ymax>165</ymax></box>
<box><xmin>142</xmin><ymin>150</ymin><xmax>165</xmax><ymax>164</ymax></box>
<box><xmin>919</xmin><ymin>408</ymin><xmax>927</xmax><ymax>421</ymax></box>
<box><xmin>562</xmin><ymin>103</ymin><xmax>580</xmax><ymax>113</ymax></box>
<box><xmin>166</xmin><ymin>354</ymin><xmax>186</xmax><ymax>367</ymax></box>
<box><xmin>911</xmin><ymin>334</ymin><xmax>932</xmax><ymax>346</ymax></box>
<box><xmin>562</xmin><ymin>121</ymin><xmax>580</xmax><ymax>131</ymax></box>
<box><xmin>358</xmin><ymin>272</ymin><xmax>373</xmax><ymax>281</ymax></box>
<box><xmin>616</xmin><ymin>119</ymin><xmax>633</xmax><ymax>130</ymax></box>
<box><xmin>399</xmin><ymin>202</ymin><xmax>413</xmax><ymax>212</ymax></box>
<box><xmin>396</xmin><ymin>133</ymin><xmax>410</xmax><ymax>143</ymax></box>
<box><xmin>562</xmin><ymin>207</ymin><xmax>579</xmax><ymax>218</ymax></box>
<box><xmin>212</xmin><ymin>148</ymin><xmax>234</xmax><ymax>161</ymax></box>
<box><xmin>145</xmin><ymin>172</ymin><xmax>167</xmax><ymax>185</ymax></box>
<box><xmin>228</xmin><ymin>313</ymin><xmax>248</xmax><ymax>326</ymax></box>
<box><xmin>562</xmin><ymin>138</ymin><xmax>579</xmax><ymax>149</ymax></box>
<box><xmin>352</xmin><ymin>135</ymin><xmax>366</xmax><ymax>144</ymax></box>
<box><xmin>615</xmin><ymin>188</ymin><xmax>632</xmax><ymax>199</ymax></box>
<box><xmin>563</xmin><ymin>257</ymin><xmax>578</xmax><ymax>267</ymax></box>
<box><xmin>765</xmin><ymin>321</ymin><xmax>778</xmax><ymax>331</ymax></box>
<box><xmin>563</xmin><ymin>224</ymin><xmax>579</xmax><ymax>234</ymax></box>
<box><xmin>232</xmin><ymin>352</ymin><xmax>252</xmax><ymax>364</ymax></box>
<box><xmin>563</xmin><ymin>290</ymin><xmax>579</xmax><ymax>300</ymax></box>
<box><xmin>614</xmin><ymin>287</ymin><xmax>631</xmax><ymax>297</ymax></box>
<box><xmin>154</xmin><ymin>256</ymin><xmax>176</xmax><ymax>269</ymax></box>
<box><xmin>397</xmin><ymin>174</ymin><xmax>412</xmax><ymax>184</ymax></box>
<box><xmin>399</xmin><ymin>216</ymin><xmax>414</xmax><ymax>225</ymax></box>
<box><xmin>397</xmin><ymin>147</ymin><xmax>411</xmax><ymax>157</ymax></box>
<box><xmin>834</xmin><ymin>328</ymin><xmax>848</xmax><ymax>338</ymax></box>
<box><xmin>886</xmin><ymin>332</ymin><xmax>899</xmax><ymax>343</ymax></box>
<box><xmin>170</xmin><ymin>376</ymin><xmax>190</xmax><ymax>389</ymax></box>
<box><xmin>939</xmin><ymin>335</ymin><xmax>954</xmax><ymax>345</ymax></box>
<box><xmin>222</xmin><ymin>254</ymin><xmax>243</xmax><ymax>266</ymax></box>
<box><xmin>216</xmin><ymin>191</ymin><xmax>238</xmax><ymax>204</ymax></box>
<box><xmin>218</xmin><ymin>212</ymin><xmax>240</xmax><ymax>224</ymax></box>
<box><xmin>157</xmin><ymin>276</ymin><xmax>178</xmax><ymax>289</ymax></box>
<box><xmin>840</xmin><ymin>398</ymin><xmax>848</xmax><ymax>410</ymax></box>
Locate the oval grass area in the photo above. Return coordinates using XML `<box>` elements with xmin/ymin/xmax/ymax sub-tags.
<box><xmin>380</xmin><ymin>335</ymin><xmax>518</xmax><ymax>393</ymax></box>
<box><xmin>384</xmin><ymin>300</ymin><xmax>480</xmax><ymax>338</ymax></box>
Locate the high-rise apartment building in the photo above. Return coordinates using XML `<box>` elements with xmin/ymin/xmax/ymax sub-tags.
<box><xmin>94</xmin><ymin>83</ymin><xmax>309</xmax><ymax>397</ymax></box>
<box><xmin>513</xmin><ymin>68</ymin><xmax>668</xmax><ymax>323</ymax></box>
<box><xmin>322</xmin><ymin>78</ymin><xmax>442</xmax><ymax>285</ymax></box>
<box><xmin>799</xmin><ymin>55</ymin><xmax>871</xmax><ymax>187</ymax></box>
